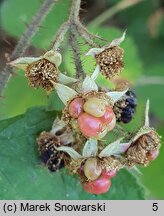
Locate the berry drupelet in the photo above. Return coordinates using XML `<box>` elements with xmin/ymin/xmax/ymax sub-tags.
<box><xmin>37</xmin><ymin>131</ymin><xmax>65</xmax><ymax>172</ymax></box>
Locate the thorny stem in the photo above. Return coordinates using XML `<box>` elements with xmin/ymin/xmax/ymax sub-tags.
<box><xmin>52</xmin><ymin>0</ymin><xmax>82</xmax><ymax>50</ymax></box>
<box><xmin>69</xmin><ymin>25</ymin><xmax>85</xmax><ymax>79</ymax></box>
<box><xmin>0</xmin><ymin>0</ymin><xmax>57</xmax><ymax>94</ymax></box>
<box><xmin>52</xmin><ymin>21</ymin><xmax>70</xmax><ymax>50</ymax></box>
<box><xmin>69</xmin><ymin>0</ymin><xmax>81</xmax><ymax>21</ymax></box>
<box><xmin>52</xmin><ymin>0</ymin><xmax>83</xmax><ymax>51</ymax></box>
<box><xmin>76</xmin><ymin>21</ymin><xmax>100</xmax><ymax>47</ymax></box>
<box><xmin>89</xmin><ymin>0</ymin><xmax>144</xmax><ymax>27</ymax></box>
<box><xmin>52</xmin><ymin>0</ymin><xmax>103</xmax><ymax>52</ymax></box>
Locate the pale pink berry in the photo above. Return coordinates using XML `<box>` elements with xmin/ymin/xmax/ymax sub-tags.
<box><xmin>84</xmin><ymin>158</ymin><xmax>102</xmax><ymax>181</ymax></box>
<box><xmin>107</xmin><ymin>115</ymin><xmax>116</xmax><ymax>131</ymax></box>
<box><xmin>83</xmin><ymin>97</ymin><xmax>106</xmax><ymax>117</ymax></box>
<box><xmin>82</xmin><ymin>176</ymin><xmax>111</xmax><ymax>194</ymax></box>
<box><xmin>96</xmin><ymin>126</ymin><xmax>108</xmax><ymax>139</ymax></box>
<box><xmin>147</xmin><ymin>149</ymin><xmax>159</xmax><ymax>161</ymax></box>
<box><xmin>100</xmin><ymin>105</ymin><xmax>115</xmax><ymax>125</ymax></box>
<box><xmin>101</xmin><ymin>169</ymin><xmax>117</xmax><ymax>179</ymax></box>
<box><xmin>78</xmin><ymin>113</ymin><xmax>103</xmax><ymax>137</ymax></box>
<box><xmin>69</xmin><ymin>97</ymin><xmax>84</xmax><ymax>118</ymax></box>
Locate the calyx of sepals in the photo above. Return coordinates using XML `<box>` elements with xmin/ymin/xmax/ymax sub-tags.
<box><xmin>55</xmin><ymin>137</ymin><xmax>130</xmax><ymax>160</ymax></box>
<box><xmin>49</xmin><ymin>117</ymin><xmax>75</xmax><ymax>145</ymax></box>
<box><xmin>86</xmin><ymin>31</ymin><xmax>126</xmax><ymax>57</ymax></box>
<box><xmin>123</xmin><ymin>100</ymin><xmax>161</xmax><ymax>150</ymax></box>
<box><xmin>86</xmin><ymin>31</ymin><xmax>126</xmax><ymax>80</ymax></box>
<box><xmin>9</xmin><ymin>50</ymin><xmax>77</xmax><ymax>85</ymax></box>
<box><xmin>54</xmin><ymin>75</ymin><xmax>128</xmax><ymax>105</ymax></box>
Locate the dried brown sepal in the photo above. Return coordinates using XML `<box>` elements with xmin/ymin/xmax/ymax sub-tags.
<box><xmin>113</xmin><ymin>99</ymin><xmax>127</xmax><ymax>120</ymax></box>
<box><xmin>37</xmin><ymin>131</ymin><xmax>60</xmax><ymax>152</ymax></box>
<box><xmin>26</xmin><ymin>58</ymin><xmax>58</xmax><ymax>91</ymax></box>
<box><xmin>65</xmin><ymin>158</ymin><xmax>85</xmax><ymax>175</ymax></box>
<box><xmin>126</xmin><ymin>130</ymin><xmax>161</xmax><ymax>166</ymax></box>
<box><xmin>139</xmin><ymin>130</ymin><xmax>160</xmax><ymax>151</ymax></box>
<box><xmin>114</xmin><ymin>78</ymin><xmax>131</xmax><ymax>91</ymax></box>
<box><xmin>84</xmin><ymin>91</ymin><xmax>112</xmax><ymax>106</ymax></box>
<box><xmin>95</xmin><ymin>46</ymin><xmax>124</xmax><ymax>80</ymax></box>
<box><xmin>100</xmin><ymin>156</ymin><xmax>123</xmax><ymax>171</ymax></box>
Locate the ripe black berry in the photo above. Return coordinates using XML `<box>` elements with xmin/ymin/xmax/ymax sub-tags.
<box><xmin>47</xmin><ymin>157</ymin><xmax>65</xmax><ymax>172</ymax></box>
<box><xmin>37</xmin><ymin>131</ymin><xmax>65</xmax><ymax>172</ymax></box>
<box><xmin>113</xmin><ymin>90</ymin><xmax>137</xmax><ymax>123</ymax></box>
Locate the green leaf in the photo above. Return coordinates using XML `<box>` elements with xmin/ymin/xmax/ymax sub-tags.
<box><xmin>0</xmin><ymin>71</ymin><xmax>65</xmax><ymax>119</ymax></box>
<box><xmin>82</xmin><ymin>139</ymin><xmax>98</xmax><ymax>157</ymax></box>
<box><xmin>135</xmin><ymin>64</ymin><xmax>164</xmax><ymax>120</ymax></box>
<box><xmin>0</xmin><ymin>72</ymin><xmax>48</xmax><ymax>120</ymax></box>
<box><xmin>135</xmin><ymin>85</ymin><xmax>164</xmax><ymax>119</ymax></box>
<box><xmin>0</xmin><ymin>0</ymin><xmax>71</xmax><ymax>49</ymax></box>
<box><xmin>0</xmin><ymin>107</ymin><xmax>145</xmax><ymax>199</ymax></box>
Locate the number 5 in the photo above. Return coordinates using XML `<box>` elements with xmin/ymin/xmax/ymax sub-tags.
<box><xmin>152</xmin><ymin>203</ymin><xmax>158</xmax><ymax>211</ymax></box>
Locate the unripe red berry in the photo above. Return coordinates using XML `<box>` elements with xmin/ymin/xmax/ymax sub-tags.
<box><xmin>100</xmin><ymin>105</ymin><xmax>115</xmax><ymax>125</ymax></box>
<box><xmin>96</xmin><ymin>126</ymin><xmax>108</xmax><ymax>139</ymax></box>
<box><xmin>84</xmin><ymin>158</ymin><xmax>102</xmax><ymax>181</ymax></box>
<box><xmin>83</xmin><ymin>97</ymin><xmax>106</xmax><ymax>117</ymax></box>
<box><xmin>82</xmin><ymin>176</ymin><xmax>111</xmax><ymax>194</ymax></box>
<box><xmin>147</xmin><ymin>149</ymin><xmax>159</xmax><ymax>161</ymax></box>
<box><xmin>101</xmin><ymin>169</ymin><xmax>116</xmax><ymax>179</ymax></box>
<box><xmin>69</xmin><ymin>97</ymin><xmax>84</xmax><ymax>118</ymax></box>
<box><xmin>107</xmin><ymin>115</ymin><xmax>116</xmax><ymax>131</ymax></box>
<box><xmin>78</xmin><ymin>113</ymin><xmax>103</xmax><ymax>137</ymax></box>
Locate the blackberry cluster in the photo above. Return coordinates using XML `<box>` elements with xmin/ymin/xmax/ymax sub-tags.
<box><xmin>113</xmin><ymin>90</ymin><xmax>137</xmax><ymax>123</ymax></box>
<box><xmin>37</xmin><ymin>132</ymin><xmax>65</xmax><ymax>172</ymax></box>
<box><xmin>40</xmin><ymin>143</ymin><xmax>65</xmax><ymax>172</ymax></box>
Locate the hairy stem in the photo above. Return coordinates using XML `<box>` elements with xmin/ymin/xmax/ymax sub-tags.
<box><xmin>76</xmin><ymin>21</ymin><xmax>100</xmax><ymax>47</ymax></box>
<box><xmin>68</xmin><ymin>0</ymin><xmax>85</xmax><ymax>79</ymax></box>
<box><xmin>89</xmin><ymin>0</ymin><xmax>144</xmax><ymax>27</ymax></box>
<box><xmin>0</xmin><ymin>0</ymin><xmax>57</xmax><ymax>94</ymax></box>
<box><xmin>69</xmin><ymin>0</ymin><xmax>81</xmax><ymax>21</ymax></box>
<box><xmin>52</xmin><ymin>0</ymin><xmax>82</xmax><ymax>50</ymax></box>
<box><xmin>52</xmin><ymin>21</ymin><xmax>70</xmax><ymax>50</ymax></box>
<box><xmin>70</xmin><ymin>25</ymin><xmax>85</xmax><ymax>79</ymax></box>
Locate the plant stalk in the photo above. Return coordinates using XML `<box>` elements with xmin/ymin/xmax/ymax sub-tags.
<box><xmin>0</xmin><ymin>0</ymin><xmax>57</xmax><ymax>94</ymax></box>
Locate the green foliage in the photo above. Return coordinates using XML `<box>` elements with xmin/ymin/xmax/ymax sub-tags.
<box><xmin>0</xmin><ymin>107</ymin><xmax>145</xmax><ymax>200</ymax></box>
<box><xmin>0</xmin><ymin>71</ymin><xmax>47</xmax><ymax>119</ymax></box>
<box><xmin>0</xmin><ymin>0</ymin><xmax>163</xmax><ymax>200</ymax></box>
<box><xmin>0</xmin><ymin>0</ymin><xmax>71</xmax><ymax>49</ymax></box>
